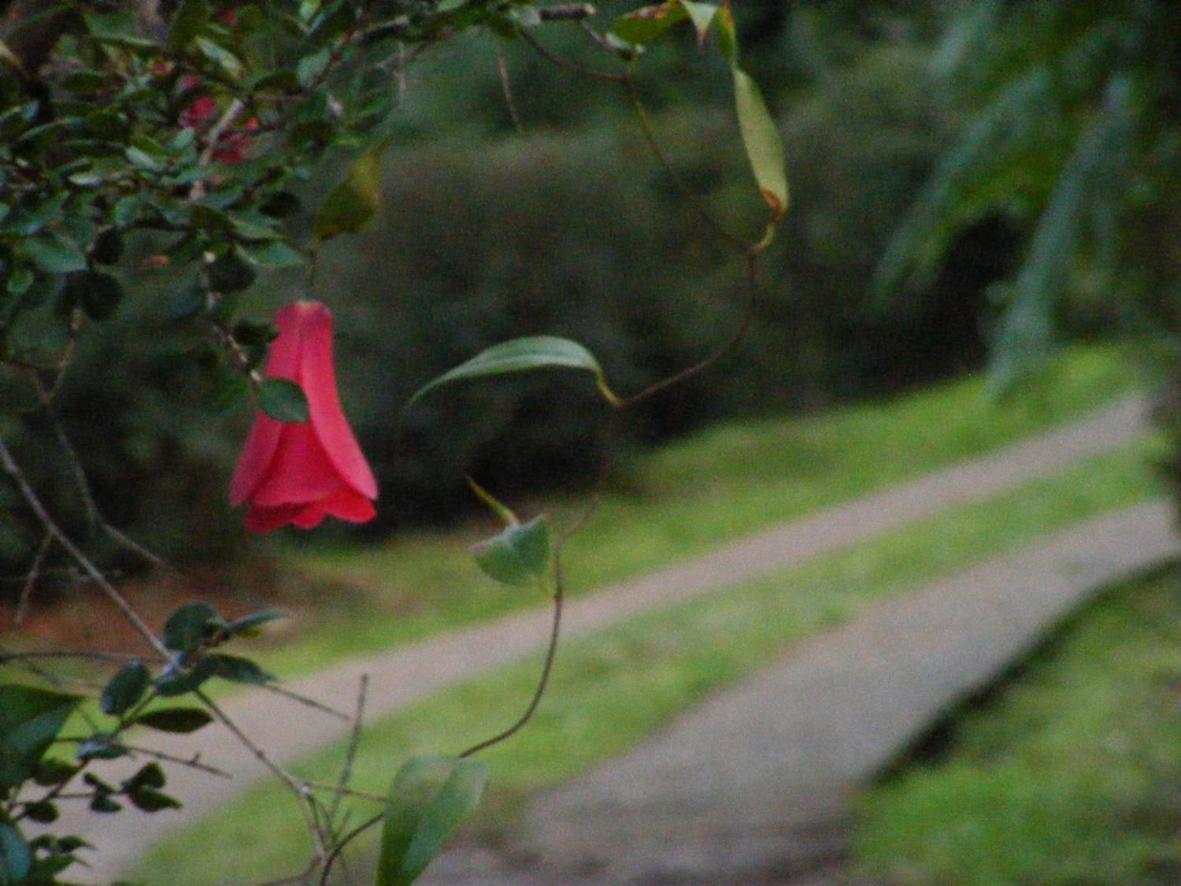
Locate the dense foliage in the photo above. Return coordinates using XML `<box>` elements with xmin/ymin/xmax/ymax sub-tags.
<box><xmin>3</xmin><ymin>1</ymin><xmax>1005</xmax><ymax>568</ymax></box>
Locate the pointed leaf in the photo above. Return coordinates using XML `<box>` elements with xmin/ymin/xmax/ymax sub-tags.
<box><xmin>314</xmin><ymin>144</ymin><xmax>386</xmax><ymax>240</ymax></box>
<box><xmin>100</xmin><ymin>660</ymin><xmax>149</xmax><ymax>716</ymax></box>
<box><xmin>0</xmin><ymin>685</ymin><xmax>81</xmax><ymax>788</ymax></box>
<box><xmin>0</xmin><ymin>823</ymin><xmax>31</xmax><ymax>885</ymax></box>
<box><xmin>377</xmin><ymin>756</ymin><xmax>489</xmax><ymax>886</ymax></box>
<box><xmin>732</xmin><ymin>66</ymin><xmax>787</xmax><ymax>221</ymax></box>
<box><xmin>225</xmin><ymin>609</ymin><xmax>286</xmax><ymax>638</ymax></box>
<box><xmin>610</xmin><ymin>2</ymin><xmax>686</xmax><ymax>45</ymax></box>
<box><xmin>22</xmin><ymin>233</ymin><xmax>87</xmax><ymax>273</ymax></box>
<box><xmin>133</xmin><ymin>708</ymin><xmax>213</xmax><ymax>734</ymax></box>
<box><xmin>128</xmin><ymin>787</ymin><xmax>181</xmax><ymax>813</ymax></box>
<box><xmin>258</xmin><ymin>378</ymin><xmax>309</xmax><ymax>423</ymax></box>
<box><xmin>154</xmin><ymin>657</ymin><xmax>219</xmax><ymax>697</ymax></box>
<box><xmin>410</xmin><ymin>336</ymin><xmax>618</xmax><ymax>406</ymax></box>
<box><xmin>163</xmin><ymin>602</ymin><xmax>221</xmax><ymax>652</ymax></box>
<box><xmin>472</xmin><ymin>517</ymin><xmax>550</xmax><ymax>587</ymax></box>
<box><xmin>205</xmin><ymin>653</ymin><xmax>273</xmax><ymax>685</ymax></box>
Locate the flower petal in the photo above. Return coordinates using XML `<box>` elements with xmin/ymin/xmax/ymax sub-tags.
<box><xmin>244</xmin><ymin>502</ymin><xmax>305</xmax><ymax>534</ymax></box>
<box><xmin>319</xmin><ymin>488</ymin><xmax>377</xmax><ymax>524</ymax></box>
<box><xmin>295</xmin><ymin>303</ymin><xmax>378</xmax><ymax>500</ymax></box>
<box><xmin>228</xmin><ymin>315</ymin><xmax>304</xmax><ymax>506</ymax></box>
<box><xmin>250</xmin><ymin>421</ymin><xmax>342</xmax><ymax>507</ymax></box>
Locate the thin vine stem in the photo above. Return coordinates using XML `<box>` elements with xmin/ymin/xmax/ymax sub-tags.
<box><xmin>458</xmin><ymin>575</ymin><xmax>565</xmax><ymax>759</ymax></box>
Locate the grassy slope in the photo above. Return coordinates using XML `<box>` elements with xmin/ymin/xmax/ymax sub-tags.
<box><xmin>854</xmin><ymin>562</ymin><xmax>1181</xmax><ymax>885</ymax></box>
<box><xmin>259</xmin><ymin>345</ymin><xmax>1141</xmax><ymax>677</ymax></box>
<box><xmin>137</xmin><ymin>435</ymin><xmax>1162</xmax><ymax>884</ymax></box>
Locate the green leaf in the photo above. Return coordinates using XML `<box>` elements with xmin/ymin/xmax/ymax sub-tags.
<box><xmin>243</xmin><ymin>241</ymin><xmax>305</xmax><ymax>269</ymax></box>
<box><xmin>100</xmin><ymin>661</ymin><xmax>149</xmax><ymax>716</ymax></box>
<box><xmin>0</xmin><ymin>685</ymin><xmax>81</xmax><ymax>788</ymax></box>
<box><xmin>610</xmin><ymin>2</ymin><xmax>686</xmax><ymax>45</ymax></box>
<box><xmin>377</xmin><ymin>756</ymin><xmax>489</xmax><ymax>886</ymax></box>
<box><xmin>154</xmin><ymin>658</ymin><xmax>218</xmax><ymax>697</ymax></box>
<box><xmin>168</xmin><ymin>0</ymin><xmax>211</xmax><ymax>49</ymax></box>
<box><xmin>0</xmin><ymin>823</ymin><xmax>31</xmax><ymax>886</ymax></box>
<box><xmin>133</xmin><ymin>708</ymin><xmax>212</xmax><ymax>734</ymax></box>
<box><xmin>409</xmin><ymin>336</ymin><xmax>619</xmax><ymax>406</ymax></box>
<box><xmin>224</xmin><ymin>609</ymin><xmax>286</xmax><ymax>637</ymax></box>
<box><xmin>732</xmin><ymin>66</ymin><xmax>788</xmax><ymax>222</ymax></box>
<box><xmin>22</xmin><ymin>234</ymin><xmax>87</xmax><ymax>273</ymax></box>
<box><xmin>195</xmin><ymin>36</ymin><xmax>244</xmax><ymax>79</ymax></box>
<box><xmin>472</xmin><ymin>517</ymin><xmax>550</xmax><ymax>587</ymax></box>
<box><xmin>125</xmin><ymin>762</ymin><xmax>166</xmax><ymax>791</ymax></box>
<box><xmin>128</xmin><ymin>787</ymin><xmax>181</xmax><ymax>813</ymax></box>
<box><xmin>296</xmin><ymin>47</ymin><xmax>332</xmax><ymax>88</ymax></box>
<box><xmin>205</xmin><ymin>653</ymin><xmax>273</xmax><ymax>685</ymax></box>
<box><xmin>258</xmin><ymin>378</ymin><xmax>309</xmax><ymax>423</ymax></box>
<box><xmin>125</xmin><ymin>145</ymin><xmax>165</xmax><ymax>173</ymax></box>
<box><xmin>163</xmin><ymin>602</ymin><xmax>221</xmax><ymax>653</ymax></box>
<box><xmin>314</xmin><ymin>143</ymin><xmax>386</xmax><ymax>240</ymax></box>
<box><xmin>21</xmin><ymin>801</ymin><xmax>57</xmax><ymax>824</ymax></box>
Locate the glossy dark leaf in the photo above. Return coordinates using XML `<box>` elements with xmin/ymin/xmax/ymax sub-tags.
<box><xmin>133</xmin><ymin>708</ymin><xmax>212</xmax><ymax>734</ymax></box>
<box><xmin>225</xmin><ymin>609</ymin><xmax>286</xmax><ymax>637</ymax></box>
<box><xmin>22</xmin><ymin>233</ymin><xmax>87</xmax><ymax>273</ymax></box>
<box><xmin>128</xmin><ymin>787</ymin><xmax>181</xmax><ymax>813</ymax></box>
<box><xmin>258</xmin><ymin>378</ymin><xmax>309</xmax><ymax>423</ymax></box>
<box><xmin>100</xmin><ymin>660</ymin><xmax>149</xmax><ymax>716</ymax></box>
<box><xmin>410</xmin><ymin>336</ymin><xmax>618</xmax><ymax>406</ymax></box>
<box><xmin>206</xmin><ymin>653</ymin><xmax>273</xmax><ymax>685</ymax></box>
<box><xmin>163</xmin><ymin>602</ymin><xmax>221</xmax><ymax>652</ymax></box>
<box><xmin>0</xmin><ymin>685</ymin><xmax>81</xmax><ymax>788</ymax></box>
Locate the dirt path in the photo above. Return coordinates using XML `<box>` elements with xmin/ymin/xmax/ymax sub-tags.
<box><xmin>38</xmin><ymin>395</ymin><xmax>1150</xmax><ymax>882</ymax></box>
<box><xmin>429</xmin><ymin>501</ymin><xmax>1177</xmax><ymax>883</ymax></box>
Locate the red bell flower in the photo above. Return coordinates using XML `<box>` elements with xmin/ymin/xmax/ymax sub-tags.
<box><xmin>230</xmin><ymin>301</ymin><xmax>378</xmax><ymax>533</ymax></box>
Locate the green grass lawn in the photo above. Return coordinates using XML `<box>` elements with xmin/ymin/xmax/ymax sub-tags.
<box><xmin>257</xmin><ymin>344</ymin><xmax>1142</xmax><ymax>678</ymax></box>
<box><xmin>135</xmin><ymin>434</ymin><xmax>1163</xmax><ymax>884</ymax></box>
<box><xmin>853</xmin><ymin>561</ymin><xmax>1181</xmax><ymax>885</ymax></box>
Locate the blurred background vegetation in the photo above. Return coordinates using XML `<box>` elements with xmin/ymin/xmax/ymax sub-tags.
<box><xmin>3</xmin><ymin>0</ymin><xmax>1178</xmax><ymax>583</ymax></box>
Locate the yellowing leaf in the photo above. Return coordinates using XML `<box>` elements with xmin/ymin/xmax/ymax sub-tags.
<box><xmin>611</xmin><ymin>2</ymin><xmax>687</xmax><ymax>46</ymax></box>
<box><xmin>314</xmin><ymin>143</ymin><xmax>386</xmax><ymax>241</ymax></box>
<box><xmin>733</xmin><ymin>66</ymin><xmax>788</xmax><ymax>221</ymax></box>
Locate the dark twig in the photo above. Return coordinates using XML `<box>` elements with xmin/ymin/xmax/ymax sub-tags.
<box><xmin>259</xmin><ymin>682</ymin><xmax>352</xmax><ymax>721</ymax></box>
<box><xmin>327</xmin><ymin>674</ymin><xmax>370</xmax><ymax>833</ymax></box>
<box><xmin>14</xmin><ymin>532</ymin><xmax>52</xmax><ymax>624</ymax></box>
<box><xmin>518</xmin><ymin>28</ymin><xmax>627</xmax><ymax>83</ymax></box>
<box><xmin>496</xmin><ymin>44</ymin><xmax>525</xmax><ymax>134</ymax></box>
<box><xmin>0</xmin><ymin>434</ymin><xmax>171</xmax><ymax>659</ymax></box>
